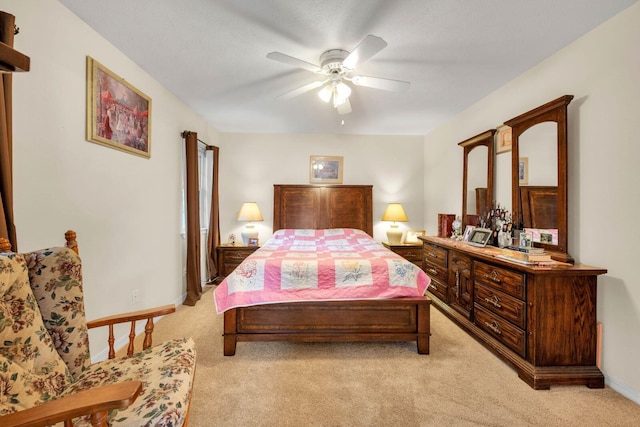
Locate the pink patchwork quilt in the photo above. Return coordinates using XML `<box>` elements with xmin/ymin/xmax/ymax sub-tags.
<box><xmin>214</xmin><ymin>228</ymin><xmax>430</xmax><ymax>313</ymax></box>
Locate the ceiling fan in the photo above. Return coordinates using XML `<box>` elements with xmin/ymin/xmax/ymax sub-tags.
<box><xmin>267</xmin><ymin>35</ymin><xmax>410</xmax><ymax>115</ymax></box>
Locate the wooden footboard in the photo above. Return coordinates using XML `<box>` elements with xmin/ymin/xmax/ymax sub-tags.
<box><xmin>223</xmin><ymin>296</ymin><xmax>431</xmax><ymax>355</ymax></box>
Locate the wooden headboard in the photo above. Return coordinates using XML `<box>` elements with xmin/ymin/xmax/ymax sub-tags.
<box><xmin>273</xmin><ymin>185</ymin><xmax>373</xmax><ymax>236</ymax></box>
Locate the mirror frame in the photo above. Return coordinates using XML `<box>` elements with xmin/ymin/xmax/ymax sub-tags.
<box><xmin>459</xmin><ymin>130</ymin><xmax>495</xmax><ymax>227</ymax></box>
<box><xmin>504</xmin><ymin>95</ymin><xmax>574</xmax><ymax>259</ymax></box>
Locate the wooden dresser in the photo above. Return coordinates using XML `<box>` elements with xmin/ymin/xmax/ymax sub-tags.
<box><xmin>420</xmin><ymin>235</ymin><xmax>607</xmax><ymax>389</ymax></box>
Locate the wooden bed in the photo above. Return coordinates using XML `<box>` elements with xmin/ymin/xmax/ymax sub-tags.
<box><xmin>222</xmin><ymin>184</ymin><xmax>431</xmax><ymax>356</ymax></box>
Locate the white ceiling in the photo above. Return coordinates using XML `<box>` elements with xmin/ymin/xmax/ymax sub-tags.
<box><xmin>59</xmin><ymin>0</ymin><xmax>637</xmax><ymax>136</ymax></box>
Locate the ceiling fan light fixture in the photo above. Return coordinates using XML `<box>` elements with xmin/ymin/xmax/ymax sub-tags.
<box><xmin>318</xmin><ymin>84</ymin><xmax>332</xmax><ymax>103</ymax></box>
<box><xmin>332</xmin><ymin>82</ymin><xmax>351</xmax><ymax>108</ymax></box>
<box><xmin>335</xmin><ymin>81</ymin><xmax>351</xmax><ymax>99</ymax></box>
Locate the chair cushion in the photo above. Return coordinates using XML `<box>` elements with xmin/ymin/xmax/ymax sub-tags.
<box><xmin>65</xmin><ymin>337</ymin><xmax>196</xmax><ymax>426</ymax></box>
<box><xmin>0</xmin><ymin>253</ymin><xmax>73</xmax><ymax>415</ymax></box>
<box><xmin>24</xmin><ymin>247</ymin><xmax>91</xmax><ymax>379</ymax></box>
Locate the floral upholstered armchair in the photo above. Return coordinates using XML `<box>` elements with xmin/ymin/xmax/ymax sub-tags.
<box><xmin>0</xmin><ymin>232</ymin><xmax>196</xmax><ymax>426</ymax></box>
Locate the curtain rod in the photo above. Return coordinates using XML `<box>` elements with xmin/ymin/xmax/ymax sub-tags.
<box><xmin>181</xmin><ymin>130</ymin><xmax>215</xmax><ymax>150</ymax></box>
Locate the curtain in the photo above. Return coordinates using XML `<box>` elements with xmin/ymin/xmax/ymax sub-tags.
<box><xmin>206</xmin><ymin>145</ymin><xmax>220</xmax><ymax>280</ymax></box>
<box><xmin>0</xmin><ymin>12</ymin><xmax>16</xmax><ymax>250</ymax></box>
<box><xmin>182</xmin><ymin>131</ymin><xmax>202</xmax><ymax>306</ymax></box>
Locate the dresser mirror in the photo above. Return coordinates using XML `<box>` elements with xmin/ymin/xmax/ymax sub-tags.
<box><xmin>459</xmin><ymin>130</ymin><xmax>495</xmax><ymax>227</ymax></box>
<box><xmin>505</xmin><ymin>95</ymin><xmax>573</xmax><ymax>260</ymax></box>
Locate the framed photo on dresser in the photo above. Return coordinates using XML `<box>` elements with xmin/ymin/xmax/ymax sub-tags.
<box><xmin>462</xmin><ymin>225</ymin><xmax>475</xmax><ymax>242</ymax></box>
<box><xmin>404</xmin><ymin>229</ymin><xmax>425</xmax><ymax>244</ymax></box>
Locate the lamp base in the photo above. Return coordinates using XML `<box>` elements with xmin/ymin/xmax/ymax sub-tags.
<box><xmin>241</xmin><ymin>226</ymin><xmax>258</xmax><ymax>246</ymax></box>
<box><xmin>387</xmin><ymin>224</ymin><xmax>403</xmax><ymax>245</ymax></box>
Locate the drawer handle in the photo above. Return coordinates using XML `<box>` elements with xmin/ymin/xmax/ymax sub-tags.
<box><xmin>484</xmin><ymin>321</ymin><xmax>502</xmax><ymax>335</ymax></box>
<box><xmin>484</xmin><ymin>270</ymin><xmax>502</xmax><ymax>283</ymax></box>
<box><xmin>484</xmin><ymin>295</ymin><xmax>502</xmax><ymax>308</ymax></box>
<box><xmin>431</xmin><ymin>284</ymin><xmax>438</xmax><ymax>291</ymax></box>
<box><xmin>426</xmin><ymin>267</ymin><xmax>438</xmax><ymax>275</ymax></box>
<box><xmin>428</xmin><ymin>251</ymin><xmax>437</xmax><ymax>258</ymax></box>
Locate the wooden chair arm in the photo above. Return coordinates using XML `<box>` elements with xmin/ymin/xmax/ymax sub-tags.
<box><xmin>87</xmin><ymin>304</ymin><xmax>176</xmax><ymax>359</ymax></box>
<box><xmin>0</xmin><ymin>380</ymin><xmax>142</xmax><ymax>427</ymax></box>
<box><xmin>87</xmin><ymin>304</ymin><xmax>176</xmax><ymax>329</ymax></box>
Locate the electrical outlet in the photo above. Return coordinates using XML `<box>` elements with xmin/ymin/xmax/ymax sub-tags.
<box><xmin>132</xmin><ymin>289</ymin><xmax>139</xmax><ymax>305</ymax></box>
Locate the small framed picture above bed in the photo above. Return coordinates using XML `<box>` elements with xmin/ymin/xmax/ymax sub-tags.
<box><xmin>404</xmin><ymin>229</ymin><xmax>425</xmax><ymax>244</ymax></box>
<box><xmin>309</xmin><ymin>155</ymin><xmax>343</xmax><ymax>184</ymax></box>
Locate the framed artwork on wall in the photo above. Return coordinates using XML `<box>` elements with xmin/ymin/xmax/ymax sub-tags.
<box><xmin>519</xmin><ymin>157</ymin><xmax>529</xmax><ymax>185</ymax></box>
<box><xmin>309</xmin><ymin>155</ymin><xmax>343</xmax><ymax>184</ymax></box>
<box><xmin>495</xmin><ymin>125</ymin><xmax>512</xmax><ymax>154</ymax></box>
<box><xmin>86</xmin><ymin>56</ymin><xmax>152</xmax><ymax>158</ymax></box>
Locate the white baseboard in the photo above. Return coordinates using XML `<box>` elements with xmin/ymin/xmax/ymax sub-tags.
<box><xmin>91</xmin><ymin>293</ymin><xmax>187</xmax><ymax>364</ymax></box>
<box><xmin>606</xmin><ymin>374</ymin><xmax>640</xmax><ymax>404</ymax></box>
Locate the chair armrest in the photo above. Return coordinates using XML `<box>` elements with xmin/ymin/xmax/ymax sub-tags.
<box><xmin>0</xmin><ymin>381</ymin><xmax>142</xmax><ymax>427</ymax></box>
<box><xmin>87</xmin><ymin>304</ymin><xmax>176</xmax><ymax>329</ymax></box>
<box><xmin>87</xmin><ymin>304</ymin><xmax>176</xmax><ymax>359</ymax></box>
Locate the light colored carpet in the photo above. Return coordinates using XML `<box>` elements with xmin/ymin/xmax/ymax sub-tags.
<box><xmin>144</xmin><ymin>286</ymin><xmax>639</xmax><ymax>426</ymax></box>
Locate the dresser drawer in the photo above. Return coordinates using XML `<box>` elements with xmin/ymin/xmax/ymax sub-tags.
<box><xmin>474</xmin><ymin>283</ymin><xmax>526</xmax><ymax>329</ymax></box>
<box><xmin>426</xmin><ymin>278</ymin><xmax>448</xmax><ymax>302</ymax></box>
<box><xmin>423</xmin><ymin>260</ymin><xmax>447</xmax><ymax>283</ymax></box>
<box><xmin>475</xmin><ymin>304</ymin><xmax>526</xmax><ymax>357</ymax></box>
<box><xmin>396</xmin><ymin>247</ymin><xmax>422</xmax><ymax>263</ymax></box>
<box><xmin>474</xmin><ymin>261</ymin><xmax>526</xmax><ymax>299</ymax></box>
<box><xmin>221</xmin><ymin>262</ymin><xmax>242</xmax><ymax>277</ymax></box>
<box><xmin>225</xmin><ymin>249</ymin><xmax>256</xmax><ymax>261</ymax></box>
<box><xmin>217</xmin><ymin>245</ymin><xmax>260</xmax><ymax>280</ymax></box>
<box><xmin>424</xmin><ymin>259</ymin><xmax>449</xmax><ymax>302</ymax></box>
<box><xmin>423</xmin><ymin>243</ymin><xmax>448</xmax><ymax>268</ymax></box>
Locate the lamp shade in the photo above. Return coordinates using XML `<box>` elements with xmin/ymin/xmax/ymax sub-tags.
<box><xmin>381</xmin><ymin>203</ymin><xmax>408</xmax><ymax>222</ymax></box>
<box><xmin>318</xmin><ymin>85</ymin><xmax>332</xmax><ymax>103</ymax></box>
<box><xmin>237</xmin><ymin>202</ymin><xmax>263</xmax><ymax>222</ymax></box>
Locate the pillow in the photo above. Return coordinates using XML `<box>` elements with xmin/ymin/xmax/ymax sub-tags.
<box><xmin>25</xmin><ymin>247</ymin><xmax>91</xmax><ymax>379</ymax></box>
<box><xmin>0</xmin><ymin>253</ymin><xmax>72</xmax><ymax>415</ymax></box>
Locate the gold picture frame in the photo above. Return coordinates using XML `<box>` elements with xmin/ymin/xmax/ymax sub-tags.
<box><xmin>309</xmin><ymin>155</ymin><xmax>343</xmax><ymax>184</ymax></box>
<box><xmin>519</xmin><ymin>157</ymin><xmax>529</xmax><ymax>185</ymax></box>
<box><xmin>86</xmin><ymin>56</ymin><xmax>152</xmax><ymax>158</ymax></box>
<box><xmin>404</xmin><ymin>229</ymin><xmax>425</xmax><ymax>244</ymax></box>
<box><xmin>495</xmin><ymin>125</ymin><xmax>512</xmax><ymax>154</ymax></box>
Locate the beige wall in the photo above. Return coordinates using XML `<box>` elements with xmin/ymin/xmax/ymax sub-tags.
<box><xmin>5</xmin><ymin>0</ymin><xmax>639</xmax><ymax>403</ymax></box>
<box><xmin>424</xmin><ymin>3</ymin><xmax>640</xmax><ymax>401</ymax></box>
<box><xmin>218</xmin><ymin>133</ymin><xmax>425</xmax><ymax>243</ymax></box>
<box><xmin>6</xmin><ymin>0</ymin><xmax>219</xmax><ymax>358</ymax></box>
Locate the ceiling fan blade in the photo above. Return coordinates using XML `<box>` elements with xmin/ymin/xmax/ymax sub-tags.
<box><xmin>337</xmin><ymin>98</ymin><xmax>352</xmax><ymax>115</ymax></box>
<box><xmin>266</xmin><ymin>52</ymin><xmax>324</xmax><ymax>74</ymax></box>
<box><xmin>350</xmin><ymin>75</ymin><xmax>411</xmax><ymax>92</ymax></box>
<box><xmin>342</xmin><ymin>35</ymin><xmax>388</xmax><ymax>70</ymax></box>
<box><xmin>279</xmin><ymin>80</ymin><xmax>326</xmax><ymax>100</ymax></box>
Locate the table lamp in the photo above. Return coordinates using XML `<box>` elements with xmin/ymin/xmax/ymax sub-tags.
<box><xmin>237</xmin><ymin>202</ymin><xmax>263</xmax><ymax>245</ymax></box>
<box><xmin>382</xmin><ymin>203</ymin><xmax>408</xmax><ymax>244</ymax></box>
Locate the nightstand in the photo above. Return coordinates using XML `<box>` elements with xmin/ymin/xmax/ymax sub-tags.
<box><xmin>216</xmin><ymin>244</ymin><xmax>260</xmax><ymax>281</ymax></box>
<box><xmin>381</xmin><ymin>242</ymin><xmax>423</xmax><ymax>268</ymax></box>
